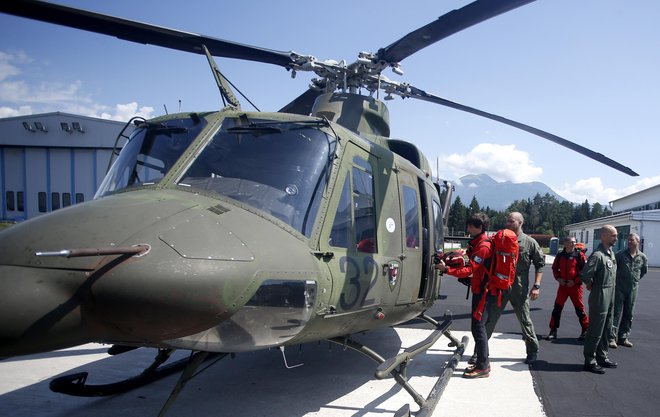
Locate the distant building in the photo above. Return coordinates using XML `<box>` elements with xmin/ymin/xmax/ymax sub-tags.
<box><xmin>565</xmin><ymin>184</ymin><xmax>660</xmax><ymax>267</ymax></box>
<box><xmin>1</xmin><ymin>112</ymin><xmax>131</xmax><ymax>221</ymax></box>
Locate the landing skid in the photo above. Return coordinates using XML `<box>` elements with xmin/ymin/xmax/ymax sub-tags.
<box><xmin>48</xmin><ymin>313</ymin><xmax>465</xmax><ymax>417</ymax></box>
<box><xmin>49</xmin><ymin>348</ymin><xmax>183</xmax><ymax>397</ymax></box>
<box><xmin>328</xmin><ymin>313</ymin><xmax>468</xmax><ymax>417</ymax></box>
<box><xmin>49</xmin><ymin>347</ymin><xmax>227</xmax><ymax>416</ymax></box>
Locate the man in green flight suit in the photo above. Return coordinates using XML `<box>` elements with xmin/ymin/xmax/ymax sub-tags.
<box><xmin>480</xmin><ymin>211</ymin><xmax>545</xmax><ymax>365</ymax></box>
<box><xmin>609</xmin><ymin>233</ymin><xmax>648</xmax><ymax>348</ymax></box>
<box><xmin>580</xmin><ymin>224</ymin><xmax>619</xmax><ymax>374</ymax></box>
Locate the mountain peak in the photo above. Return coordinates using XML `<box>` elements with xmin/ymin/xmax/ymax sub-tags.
<box><xmin>451</xmin><ymin>174</ymin><xmax>565</xmax><ymax>210</ymax></box>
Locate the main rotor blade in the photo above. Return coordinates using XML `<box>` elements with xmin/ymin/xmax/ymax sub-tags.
<box><xmin>408</xmin><ymin>86</ymin><xmax>638</xmax><ymax>176</ymax></box>
<box><xmin>0</xmin><ymin>0</ymin><xmax>294</xmax><ymax>67</ymax></box>
<box><xmin>377</xmin><ymin>0</ymin><xmax>535</xmax><ymax>64</ymax></box>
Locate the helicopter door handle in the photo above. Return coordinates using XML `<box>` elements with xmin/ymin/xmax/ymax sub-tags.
<box><xmin>398</xmin><ymin>254</ymin><xmax>406</xmax><ymax>261</ymax></box>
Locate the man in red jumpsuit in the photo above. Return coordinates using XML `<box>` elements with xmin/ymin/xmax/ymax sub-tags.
<box><xmin>547</xmin><ymin>237</ymin><xmax>589</xmax><ymax>340</ymax></box>
<box><xmin>436</xmin><ymin>212</ymin><xmax>493</xmax><ymax>378</ymax></box>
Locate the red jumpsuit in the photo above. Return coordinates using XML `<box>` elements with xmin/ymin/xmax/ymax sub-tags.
<box><xmin>446</xmin><ymin>232</ymin><xmax>493</xmax><ymax>370</ymax></box>
<box><xmin>550</xmin><ymin>249</ymin><xmax>589</xmax><ymax>332</ymax></box>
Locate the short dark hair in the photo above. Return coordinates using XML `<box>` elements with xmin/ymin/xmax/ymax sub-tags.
<box><xmin>466</xmin><ymin>212</ymin><xmax>489</xmax><ymax>231</ymax></box>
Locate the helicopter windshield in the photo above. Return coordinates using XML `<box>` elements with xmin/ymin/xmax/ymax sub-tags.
<box><xmin>95</xmin><ymin>116</ymin><xmax>207</xmax><ymax>198</ymax></box>
<box><xmin>178</xmin><ymin>117</ymin><xmax>336</xmax><ymax>236</ymax></box>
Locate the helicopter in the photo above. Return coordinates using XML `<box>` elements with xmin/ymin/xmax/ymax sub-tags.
<box><xmin>0</xmin><ymin>0</ymin><xmax>639</xmax><ymax>416</ymax></box>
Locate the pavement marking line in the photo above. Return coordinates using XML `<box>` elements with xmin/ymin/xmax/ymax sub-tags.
<box><xmin>434</xmin><ymin>331</ymin><xmax>546</xmax><ymax>417</ymax></box>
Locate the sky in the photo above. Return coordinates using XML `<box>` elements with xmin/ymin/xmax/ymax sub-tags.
<box><xmin>1</xmin><ymin>0</ymin><xmax>659</xmax><ymax>206</ymax></box>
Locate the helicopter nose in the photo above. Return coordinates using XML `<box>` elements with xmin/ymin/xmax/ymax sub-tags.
<box><xmin>0</xmin><ymin>192</ymin><xmax>258</xmax><ymax>357</ymax></box>
<box><xmin>0</xmin><ymin>265</ymin><xmax>92</xmax><ymax>357</ymax></box>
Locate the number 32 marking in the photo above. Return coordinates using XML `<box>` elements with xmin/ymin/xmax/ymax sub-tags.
<box><xmin>339</xmin><ymin>256</ymin><xmax>379</xmax><ymax>310</ymax></box>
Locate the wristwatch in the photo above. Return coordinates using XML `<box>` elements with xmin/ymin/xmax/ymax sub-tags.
<box><xmin>532</xmin><ymin>284</ymin><xmax>541</xmax><ymax>290</ymax></box>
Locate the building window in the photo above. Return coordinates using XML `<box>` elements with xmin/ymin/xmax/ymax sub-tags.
<box><xmin>585</xmin><ymin>231</ymin><xmax>589</xmax><ymax>244</ymax></box>
<box><xmin>5</xmin><ymin>191</ymin><xmax>16</xmax><ymax>211</ymax></box>
<box><xmin>17</xmin><ymin>191</ymin><xmax>24</xmax><ymax>212</ymax></box>
<box><xmin>52</xmin><ymin>192</ymin><xmax>60</xmax><ymax>211</ymax></box>
<box><xmin>38</xmin><ymin>192</ymin><xmax>47</xmax><ymax>212</ymax></box>
<box><xmin>63</xmin><ymin>193</ymin><xmax>72</xmax><ymax>207</ymax></box>
<box><xmin>75</xmin><ymin>193</ymin><xmax>85</xmax><ymax>204</ymax></box>
<box><xmin>6</xmin><ymin>191</ymin><xmax>14</xmax><ymax>211</ymax></box>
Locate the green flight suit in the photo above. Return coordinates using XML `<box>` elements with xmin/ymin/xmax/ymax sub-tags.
<box><xmin>611</xmin><ymin>249</ymin><xmax>648</xmax><ymax>341</ymax></box>
<box><xmin>580</xmin><ymin>243</ymin><xmax>617</xmax><ymax>365</ymax></box>
<box><xmin>485</xmin><ymin>232</ymin><xmax>545</xmax><ymax>355</ymax></box>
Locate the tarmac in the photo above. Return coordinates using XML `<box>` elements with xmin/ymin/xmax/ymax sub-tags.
<box><xmin>1</xmin><ymin>258</ymin><xmax>659</xmax><ymax>417</ymax></box>
<box><xmin>0</xmin><ymin>330</ymin><xmax>542</xmax><ymax>417</ymax></box>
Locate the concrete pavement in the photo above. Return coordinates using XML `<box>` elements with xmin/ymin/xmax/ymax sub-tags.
<box><xmin>0</xmin><ymin>328</ymin><xmax>543</xmax><ymax>417</ymax></box>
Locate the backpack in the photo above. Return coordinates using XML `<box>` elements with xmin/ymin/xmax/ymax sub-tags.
<box><xmin>473</xmin><ymin>229</ymin><xmax>519</xmax><ymax>320</ymax></box>
<box><xmin>488</xmin><ymin>229</ymin><xmax>519</xmax><ymax>291</ymax></box>
<box><xmin>486</xmin><ymin>229</ymin><xmax>519</xmax><ymax>309</ymax></box>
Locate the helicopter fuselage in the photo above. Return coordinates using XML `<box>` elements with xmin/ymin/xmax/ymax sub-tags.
<box><xmin>0</xmin><ymin>108</ymin><xmax>445</xmax><ymax>357</ymax></box>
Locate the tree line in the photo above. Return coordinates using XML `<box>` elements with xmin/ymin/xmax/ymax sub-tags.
<box><xmin>444</xmin><ymin>192</ymin><xmax>612</xmax><ymax>237</ymax></box>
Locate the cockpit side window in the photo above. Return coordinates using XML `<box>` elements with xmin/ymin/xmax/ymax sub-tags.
<box><xmin>95</xmin><ymin>117</ymin><xmax>206</xmax><ymax>198</ymax></box>
<box><xmin>329</xmin><ymin>155</ymin><xmax>377</xmax><ymax>253</ymax></box>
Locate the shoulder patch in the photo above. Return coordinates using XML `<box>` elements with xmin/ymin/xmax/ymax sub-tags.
<box><xmin>473</xmin><ymin>255</ymin><xmax>484</xmax><ymax>265</ymax></box>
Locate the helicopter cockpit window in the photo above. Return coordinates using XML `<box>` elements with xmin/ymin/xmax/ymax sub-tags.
<box><xmin>352</xmin><ymin>161</ymin><xmax>377</xmax><ymax>253</ymax></box>
<box><xmin>402</xmin><ymin>185</ymin><xmax>420</xmax><ymax>249</ymax></box>
<box><xmin>432</xmin><ymin>200</ymin><xmax>443</xmax><ymax>252</ymax></box>
<box><xmin>178</xmin><ymin>117</ymin><xmax>336</xmax><ymax>236</ymax></box>
<box><xmin>329</xmin><ymin>157</ymin><xmax>377</xmax><ymax>253</ymax></box>
<box><xmin>329</xmin><ymin>173</ymin><xmax>351</xmax><ymax>248</ymax></box>
<box><xmin>95</xmin><ymin>117</ymin><xmax>206</xmax><ymax>198</ymax></box>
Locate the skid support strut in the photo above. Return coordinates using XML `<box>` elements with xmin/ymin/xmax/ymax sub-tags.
<box><xmin>328</xmin><ymin>313</ymin><xmax>467</xmax><ymax>417</ymax></box>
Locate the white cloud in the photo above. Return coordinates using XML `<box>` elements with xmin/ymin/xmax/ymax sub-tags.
<box><xmin>557</xmin><ymin>176</ymin><xmax>660</xmax><ymax>205</ymax></box>
<box><xmin>0</xmin><ymin>51</ymin><xmax>27</xmax><ymax>82</ymax></box>
<box><xmin>0</xmin><ymin>50</ymin><xmax>154</xmax><ymax>122</ymax></box>
<box><xmin>99</xmin><ymin>102</ymin><xmax>155</xmax><ymax>121</ymax></box>
<box><xmin>438</xmin><ymin>143</ymin><xmax>543</xmax><ymax>183</ymax></box>
<box><xmin>0</xmin><ymin>105</ymin><xmax>33</xmax><ymax>118</ymax></box>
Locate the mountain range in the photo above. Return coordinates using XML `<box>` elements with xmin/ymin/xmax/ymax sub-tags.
<box><xmin>449</xmin><ymin>174</ymin><xmax>566</xmax><ymax>211</ymax></box>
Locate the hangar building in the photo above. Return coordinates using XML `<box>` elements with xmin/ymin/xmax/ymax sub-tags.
<box><xmin>565</xmin><ymin>183</ymin><xmax>660</xmax><ymax>267</ymax></box>
<box><xmin>1</xmin><ymin>112</ymin><xmax>130</xmax><ymax>222</ymax></box>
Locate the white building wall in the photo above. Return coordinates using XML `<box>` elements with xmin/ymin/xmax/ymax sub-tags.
<box><xmin>639</xmin><ymin>220</ymin><xmax>660</xmax><ymax>268</ymax></box>
<box><xmin>49</xmin><ymin>148</ymin><xmax>71</xmax><ymax>211</ymax></box>
<box><xmin>3</xmin><ymin>147</ymin><xmax>24</xmax><ymax>221</ymax></box>
<box><xmin>1</xmin><ymin>112</ymin><xmax>129</xmax><ymax>221</ymax></box>
<box><xmin>566</xmin><ymin>211</ymin><xmax>660</xmax><ymax>268</ymax></box>
<box><xmin>25</xmin><ymin>148</ymin><xmax>47</xmax><ymax>219</ymax></box>
<box><xmin>73</xmin><ymin>148</ymin><xmax>96</xmax><ymax>203</ymax></box>
<box><xmin>611</xmin><ymin>184</ymin><xmax>660</xmax><ymax>212</ymax></box>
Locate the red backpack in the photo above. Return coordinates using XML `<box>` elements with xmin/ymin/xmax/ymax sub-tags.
<box><xmin>473</xmin><ymin>229</ymin><xmax>519</xmax><ymax>320</ymax></box>
<box><xmin>487</xmin><ymin>229</ymin><xmax>519</xmax><ymax>307</ymax></box>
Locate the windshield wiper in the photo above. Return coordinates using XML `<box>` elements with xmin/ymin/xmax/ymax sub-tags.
<box><xmin>226</xmin><ymin>125</ymin><xmax>282</xmax><ymax>135</ymax></box>
<box><xmin>134</xmin><ymin>120</ymin><xmax>188</xmax><ymax>134</ymax></box>
<box><xmin>226</xmin><ymin>118</ymin><xmax>331</xmax><ymax>135</ymax></box>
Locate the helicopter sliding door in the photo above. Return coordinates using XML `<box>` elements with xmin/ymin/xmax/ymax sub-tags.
<box><xmin>394</xmin><ymin>167</ymin><xmax>425</xmax><ymax>304</ymax></box>
<box><xmin>320</xmin><ymin>143</ymin><xmax>401</xmax><ymax>317</ymax></box>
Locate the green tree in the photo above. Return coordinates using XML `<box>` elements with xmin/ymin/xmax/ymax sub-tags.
<box><xmin>468</xmin><ymin>195</ymin><xmax>481</xmax><ymax>215</ymax></box>
<box><xmin>591</xmin><ymin>202</ymin><xmax>604</xmax><ymax>218</ymax></box>
<box><xmin>448</xmin><ymin>195</ymin><xmax>467</xmax><ymax>236</ymax></box>
<box><xmin>572</xmin><ymin>200</ymin><xmax>591</xmax><ymax>223</ymax></box>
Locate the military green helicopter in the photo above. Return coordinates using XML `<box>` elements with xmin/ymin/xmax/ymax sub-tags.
<box><xmin>0</xmin><ymin>0</ymin><xmax>638</xmax><ymax>416</ymax></box>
